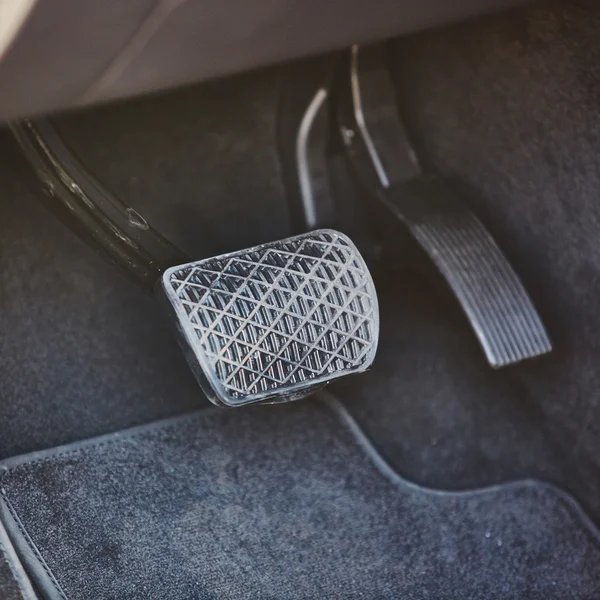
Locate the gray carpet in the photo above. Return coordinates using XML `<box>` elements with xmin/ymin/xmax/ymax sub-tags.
<box><xmin>332</xmin><ymin>266</ymin><xmax>572</xmax><ymax>491</ymax></box>
<box><xmin>0</xmin><ymin>134</ymin><xmax>205</xmax><ymax>459</ymax></box>
<box><xmin>1</xmin><ymin>398</ymin><xmax>599</xmax><ymax>600</ymax></box>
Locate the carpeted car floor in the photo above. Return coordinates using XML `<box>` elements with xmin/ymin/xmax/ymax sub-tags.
<box><xmin>1</xmin><ymin>399</ymin><xmax>599</xmax><ymax>600</ymax></box>
<box><xmin>1</xmin><ymin>1</ymin><xmax>600</xmax><ymax>597</ymax></box>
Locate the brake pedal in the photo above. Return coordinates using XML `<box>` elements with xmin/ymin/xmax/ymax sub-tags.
<box><xmin>158</xmin><ymin>229</ymin><xmax>379</xmax><ymax>407</ymax></box>
<box><xmin>14</xmin><ymin>119</ymin><xmax>379</xmax><ymax>407</ymax></box>
<box><xmin>335</xmin><ymin>44</ymin><xmax>551</xmax><ymax>367</ymax></box>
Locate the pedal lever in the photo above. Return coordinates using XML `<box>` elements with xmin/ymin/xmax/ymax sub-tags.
<box><xmin>158</xmin><ymin>230</ymin><xmax>379</xmax><ymax>406</ymax></box>
<box><xmin>336</xmin><ymin>44</ymin><xmax>551</xmax><ymax>367</ymax></box>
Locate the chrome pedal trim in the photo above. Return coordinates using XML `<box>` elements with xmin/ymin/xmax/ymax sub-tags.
<box><xmin>160</xmin><ymin>230</ymin><xmax>379</xmax><ymax>406</ymax></box>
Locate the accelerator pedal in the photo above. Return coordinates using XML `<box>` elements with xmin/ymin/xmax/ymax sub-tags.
<box><xmin>336</xmin><ymin>44</ymin><xmax>551</xmax><ymax>367</ymax></box>
<box><xmin>159</xmin><ymin>230</ymin><xmax>379</xmax><ymax>406</ymax></box>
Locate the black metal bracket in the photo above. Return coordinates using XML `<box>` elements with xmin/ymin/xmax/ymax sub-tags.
<box><xmin>11</xmin><ymin>119</ymin><xmax>188</xmax><ymax>291</ymax></box>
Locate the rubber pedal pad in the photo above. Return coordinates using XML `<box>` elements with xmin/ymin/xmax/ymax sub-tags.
<box><xmin>382</xmin><ymin>177</ymin><xmax>551</xmax><ymax>368</ymax></box>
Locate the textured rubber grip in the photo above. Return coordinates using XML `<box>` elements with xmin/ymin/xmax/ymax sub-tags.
<box><xmin>160</xmin><ymin>230</ymin><xmax>379</xmax><ymax>406</ymax></box>
<box><xmin>382</xmin><ymin>178</ymin><xmax>552</xmax><ymax>368</ymax></box>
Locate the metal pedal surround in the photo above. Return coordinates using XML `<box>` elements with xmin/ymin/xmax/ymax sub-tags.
<box><xmin>159</xmin><ymin>230</ymin><xmax>379</xmax><ymax>407</ymax></box>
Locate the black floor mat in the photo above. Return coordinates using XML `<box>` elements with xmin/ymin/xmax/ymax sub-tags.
<box><xmin>1</xmin><ymin>398</ymin><xmax>599</xmax><ymax>600</ymax></box>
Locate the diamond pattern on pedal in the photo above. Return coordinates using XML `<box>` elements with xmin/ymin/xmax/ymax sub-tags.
<box><xmin>167</xmin><ymin>231</ymin><xmax>377</xmax><ymax>401</ymax></box>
